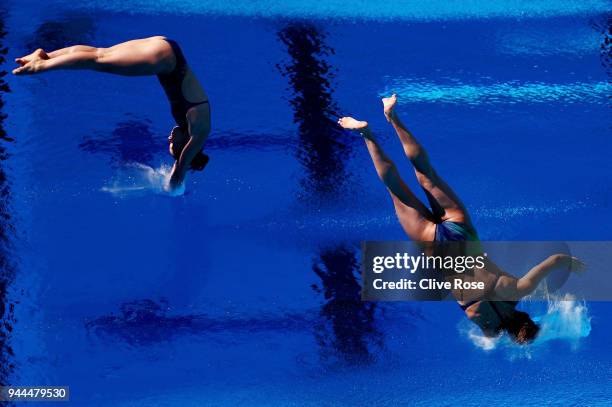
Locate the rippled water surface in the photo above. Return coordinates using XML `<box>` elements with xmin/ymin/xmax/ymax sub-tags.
<box><xmin>0</xmin><ymin>1</ymin><xmax>611</xmax><ymax>405</ymax></box>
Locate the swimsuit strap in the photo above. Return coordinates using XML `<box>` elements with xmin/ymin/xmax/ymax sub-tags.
<box><xmin>185</xmin><ymin>99</ymin><xmax>210</xmax><ymax>109</ymax></box>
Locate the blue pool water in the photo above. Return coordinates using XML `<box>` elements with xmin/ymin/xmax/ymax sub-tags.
<box><xmin>1</xmin><ymin>0</ymin><xmax>611</xmax><ymax>405</ymax></box>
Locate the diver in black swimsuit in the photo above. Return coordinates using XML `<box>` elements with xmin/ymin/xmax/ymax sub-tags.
<box><xmin>13</xmin><ymin>36</ymin><xmax>211</xmax><ymax>192</ymax></box>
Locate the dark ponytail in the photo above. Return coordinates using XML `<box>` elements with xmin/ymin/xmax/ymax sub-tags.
<box><xmin>190</xmin><ymin>150</ymin><xmax>209</xmax><ymax>171</ymax></box>
<box><xmin>504</xmin><ymin>310</ymin><xmax>540</xmax><ymax>344</ymax></box>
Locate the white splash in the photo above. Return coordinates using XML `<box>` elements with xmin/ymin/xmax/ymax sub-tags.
<box><xmin>467</xmin><ymin>328</ymin><xmax>501</xmax><ymax>351</ymax></box>
<box><xmin>381</xmin><ymin>80</ymin><xmax>610</xmax><ymax>106</ymax></box>
<box><xmin>464</xmin><ymin>295</ymin><xmax>591</xmax><ymax>352</ymax></box>
<box><xmin>534</xmin><ymin>295</ymin><xmax>591</xmax><ymax>344</ymax></box>
<box><xmin>101</xmin><ymin>163</ymin><xmax>185</xmax><ymax>197</ymax></box>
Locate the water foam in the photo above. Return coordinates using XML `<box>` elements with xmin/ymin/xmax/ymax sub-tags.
<box><xmin>465</xmin><ymin>295</ymin><xmax>591</xmax><ymax>352</ymax></box>
<box><xmin>381</xmin><ymin>80</ymin><xmax>610</xmax><ymax>106</ymax></box>
<box><xmin>534</xmin><ymin>295</ymin><xmax>591</xmax><ymax>344</ymax></box>
<box><xmin>71</xmin><ymin>0</ymin><xmax>610</xmax><ymax>20</ymax></box>
<box><xmin>101</xmin><ymin>163</ymin><xmax>185</xmax><ymax>197</ymax></box>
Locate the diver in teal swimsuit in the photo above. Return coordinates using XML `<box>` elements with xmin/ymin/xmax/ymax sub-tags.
<box><xmin>338</xmin><ymin>94</ymin><xmax>585</xmax><ymax>344</ymax></box>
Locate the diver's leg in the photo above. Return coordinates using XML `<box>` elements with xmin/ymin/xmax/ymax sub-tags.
<box><xmin>30</xmin><ymin>37</ymin><xmax>166</xmax><ymax>60</ymax></box>
<box><xmin>15</xmin><ymin>46</ymin><xmax>93</xmax><ymax>66</ymax></box>
<box><xmin>15</xmin><ymin>46</ymin><xmax>101</xmax><ymax>69</ymax></box>
<box><xmin>47</xmin><ymin>45</ymin><xmax>98</xmax><ymax>58</ymax></box>
<box><xmin>13</xmin><ymin>37</ymin><xmax>174</xmax><ymax>76</ymax></box>
<box><xmin>338</xmin><ymin>116</ymin><xmax>436</xmax><ymax>241</ymax></box>
<box><xmin>382</xmin><ymin>94</ymin><xmax>470</xmax><ymax>224</ymax></box>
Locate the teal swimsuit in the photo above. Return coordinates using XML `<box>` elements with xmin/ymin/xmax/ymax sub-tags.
<box><xmin>434</xmin><ymin>221</ymin><xmax>479</xmax><ymax>242</ymax></box>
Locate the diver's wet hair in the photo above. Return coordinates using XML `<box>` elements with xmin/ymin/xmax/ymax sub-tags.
<box><xmin>504</xmin><ymin>310</ymin><xmax>540</xmax><ymax>344</ymax></box>
<box><xmin>190</xmin><ymin>151</ymin><xmax>209</xmax><ymax>171</ymax></box>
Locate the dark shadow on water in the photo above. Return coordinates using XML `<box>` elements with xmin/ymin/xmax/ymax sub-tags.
<box><xmin>81</xmin><ymin>125</ymin><xmax>300</xmax><ymax>163</ymax></box>
<box><xmin>79</xmin><ymin>117</ymin><xmax>165</xmax><ymax>166</ymax></box>
<box><xmin>277</xmin><ymin>23</ymin><xmax>352</xmax><ymax>199</ymax></box>
<box><xmin>600</xmin><ymin>15</ymin><xmax>611</xmax><ymax>80</ymax></box>
<box><xmin>591</xmin><ymin>13</ymin><xmax>612</xmax><ymax>81</ymax></box>
<box><xmin>85</xmin><ymin>299</ymin><xmax>314</xmax><ymax>347</ymax></box>
<box><xmin>204</xmin><ymin>130</ymin><xmax>300</xmax><ymax>152</ymax></box>
<box><xmin>278</xmin><ymin>23</ymin><xmax>383</xmax><ymax>366</ymax></box>
<box><xmin>0</xmin><ymin>7</ymin><xmax>16</xmax><ymax>386</ymax></box>
<box><xmin>311</xmin><ymin>246</ymin><xmax>383</xmax><ymax>365</ymax></box>
<box><xmin>24</xmin><ymin>15</ymin><xmax>95</xmax><ymax>53</ymax></box>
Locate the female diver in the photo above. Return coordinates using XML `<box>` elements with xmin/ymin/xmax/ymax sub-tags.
<box><xmin>13</xmin><ymin>36</ymin><xmax>210</xmax><ymax>192</ymax></box>
<box><xmin>338</xmin><ymin>94</ymin><xmax>585</xmax><ymax>344</ymax></box>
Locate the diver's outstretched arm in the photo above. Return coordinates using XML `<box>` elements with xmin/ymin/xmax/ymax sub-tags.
<box><xmin>495</xmin><ymin>254</ymin><xmax>585</xmax><ymax>299</ymax></box>
<box><xmin>338</xmin><ymin>117</ymin><xmax>435</xmax><ymax>241</ymax></box>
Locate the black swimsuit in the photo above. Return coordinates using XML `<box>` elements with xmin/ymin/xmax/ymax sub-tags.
<box><xmin>157</xmin><ymin>39</ymin><xmax>209</xmax><ymax>129</ymax></box>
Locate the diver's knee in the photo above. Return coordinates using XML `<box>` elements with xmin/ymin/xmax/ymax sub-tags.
<box><xmin>410</xmin><ymin>151</ymin><xmax>434</xmax><ymax>173</ymax></box>
<box><xmin>379</xmin><ymin>163</ymin><xmax>398</xmax><ymax>185</ymax></box>
<box><xmin>415</xmin><ymin>170</ymin><xmax>437</xmax><ymax>189</ymax></box>
<box><xmin>93</xmin><ymin>48</ymin><xmax>109</xmax><ymax>63</ymax></box>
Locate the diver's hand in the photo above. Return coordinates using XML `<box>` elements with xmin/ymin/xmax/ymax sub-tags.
<box><xmin>164</xmin><ymin>165</ymin><xmax>186</xmax><ymax>196</ymax></box>
<box><xmin>552</xmin><ymin>254</ymin><xmax>586</xmax><ymax>273</ymax></box>
<box><xmin>568</xmin><ymin>256</ymin><xmax>586</xmax><ymax>273</ymax></box>
<box><xmin>168</xmin><ymin>163</ymin><xmax>182</xmax><ymax>187</ymax></box>
<box><xmin>165</xmin><ymin>175</ymin><xmax>182</xmax><ymax>190</ymax></box>
<box><xmin>164</xmin><ymin>179</ymin><xmax>178</xmax><ymax>192</ymax></box>
<box><xmin>164</xmin><ymin>178</ymin><xmax>185</xmax><ymax>196</ymax></box>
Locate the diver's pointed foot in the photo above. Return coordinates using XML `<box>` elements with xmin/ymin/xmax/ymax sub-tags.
<box><xmin>15</xmin><ymin>48</ymin><xmax>48</xmax><ymax>66</ymax></box>
<box><xmin>12</xmin><ymin>61</ymin><xmax>42</xmax><ymax>75</ymax></box>
<box><xmin>338</xmin><ymin>116</ymin><xmax>372</xmax><ymax>139</ymax></box>
<box><xmin>338</xmin><ymin>116</ymin><xmax>369</xmax><ymax>130</ymax></box>
<box><xmin>382</xmin><ymin>93</ymin><xmax>398</xmax><ymax>122</ymax></box>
